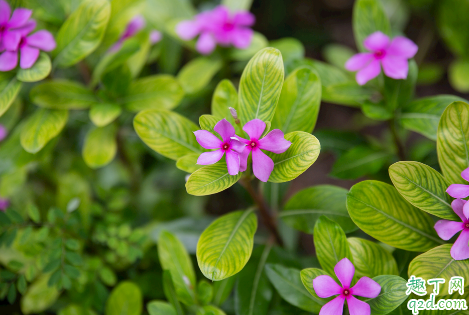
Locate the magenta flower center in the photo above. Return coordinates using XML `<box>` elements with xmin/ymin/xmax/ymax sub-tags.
<box><xmin>223</xmin><ymin>21</ymin><xmax>235</xmax><ymax>31</ymax></box>
<box><xmin>248</xmin><ymin>139</ymin><xmax>259</xmax><ymax>149</ymax></box>
<box><xmin>465</xmin><ymin>221</ymin><xmax>469</xmax><ymax>230</ymax></box>
<box><xmin>222</xmin><ymin>142</ymin><xmax>230</xmax><ymax>152</ymax></box>
<box><xmin>342</xmin><ymin>288</ymin><xmax>351</xmax><ymax>296</ymax></box>
<box><xmin>374</xmin><ymin>49</ymin><xmax>386</xmax><ymax>59</ymax></box>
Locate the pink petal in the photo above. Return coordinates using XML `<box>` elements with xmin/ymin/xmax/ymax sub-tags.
<box><xmin>387</xmin><ymin>36</ymin><xmax>418</xmax><ymax>59</ymax></box>
<box><xmin>434</xmin><ymin>220</ymin><xmax>464</xmax><ymax>241</ymax></box>
<box><xmin>7</xmin><ymin>8</ymin><xmax>32</xmax><ymax>28</ymax></box>
<box><xmin>233</xmin><ymin>11</ymin><xmax>255</xmax><ymax>26</ymax></box>
<box><xmin>259</xmin><ymin>129</ymin><xmax>291</xmax><ymax>154</ymax></box>
<box><xmin>345</xmin><ymin>53</ymin><xmax>374</xmax><ymax>71</ymax></box>
<box><xmin>150</xmin><ymin>30</ymin><xmax>162</xmax><ymax>44</ymax></box>
<box><xmin>26</xmin><ymin>30</ymin><xmax>56</xmax><ymax>51</ymax></box>
<box><xmin>447</xmin><ymin>184</ymin><xmax>469</xmax><ymax>199</ymax></box>
<box><xmin>197</xmin><ymin>150</ymin><xmax>224</xmax><ymax>165</ymax></box>
<box><xmin>0</xmin><ymin>124</ymin><xmax>7</xmax><ymax>141</ymax></box>
<box><xmin>211</xmin><ymin>6</ymin><xmax>229</xmax><ymax>24</ymax></box>
<box><xmin>230</xmin><ymin>138</ymin><xmax>246</xmax><ymax>153</ymax></box>
<box><xmin>176</xmin><ymin>20</ymin><xmax>201</xmax><ymax>40</ymax></box>
<box><xmin>452</xmin><ymin>199</ymin><xmax>467</xmax><ymax>222</ymax></box>
<box><xmin>351</xmin><ymin>277</ymin><xmax>381</xmax><ymax>298</ymax></box>
<box><xmin>451</xmin><ymin>230</ymin><xmax>469</xmax><ymax>261</ymax></box>
<box><xmin>3</xmin><ymin>30</ymin><xmax>21</xmax><ymax>51</ymax></box>
<box><xmin>108</xmin><ymin>41</ymin><xmax>123</xmax><ymax>53</ymax></box>
<box><xmin>234</xmin><ymin>135</ymin><xmax>250</xmax><ymax>145</ymax></box>
<box><xmin>0</xmin><ymin>197</ymin><xmax>9</xmax><ymax>211</ymax></box>
<box><xmin>225</xmin><ymin>150</ymin><xmax>240</xmax><ymax>175</ymax></box>
<box><xmin>464</xmin><ymin>201</ymin><xmax>469</xmax><ymax>220</ymax></box>
<box><xmin>462</xmin><ymin>167</ymin><xmax>469</xmax><ymax>182</ymax></box>
<box><xmin>243</xmin><ymin>119</ymin><xmax>266</xmax><ymax>140</ymax></box>
<box><xmin>214</xmin><ymin>118</ymin><xmax>235</xmax><ymax>142</ymax></box>
<box><xmin>239</xmin><ymin>148</ymin><xmax>249</xmax><ymax>172</ymax></box>
<box><xmin>196</xmin><ymin>32</ymin><xmax>216</xmax><ymax>55</ymax></box>
<box><xmin>231</xmin><ymin>28</ymin><xmax>253</xmax><ymax>49</ymax></box>
<box><xmin>0</xmin><ymin>0</ymin><xmax>11</xmax><ymax>25</ymax></box>
<box><xmin>381</xmin><ymin>56</ymin><xmax>408</xmax><ymax>80</ymax></box>
<box><xmin>15</xmin><ymin>19</ymin><xmax>36</xmax><ymax>37</ymax></box>
<box><xmin>0</xmin><ymin>50</ymin><xmax>18</xmax><ymax>71</ymax></box>
<box><xmin>356</xmin><ymin>59</ymin><xmax>381</xmax><ymax>85</ymax></box>
<box><xmin>363</xmin><ymin>31</ymin><xmax>390</xmax><ymax>52</ymax></box>
<box><xmin>313</xmin><ymin>275</ymin><xmax>342</xmax><ymax>298</ymax></box>
<box><xmin>334</xmin><ymin>258</ymin><xmax>355</xmax><ymax>288</ymax></box>
<box><xmin>346</xmin><ymin>296</ymin><xmax>370</xmax><ymax>315</ymax></box>
<box><xmin>319</xmin><ymin>296</ymin><xmax>345</xmax><ymax>315</ymax></box>
<box><xmin>20</xmin><ymin>45</ymin><xmax>39</xmax><ymax>69</ymax></box>
<box><xmin>123</xmin><ymin>15</ymin><xmax>145</xmax><ymax>39</ymax></box>
<box><xmin>194</xmin><ymin>130</ymin><xmax>222</xmax><ymax>149</ymax></box>
<box><xmin>252</xmin><ymin>148</ymin><xmax>274</xmax><ymax>182</ymax></box>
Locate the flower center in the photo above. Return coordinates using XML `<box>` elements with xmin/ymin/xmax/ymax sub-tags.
<box><xmin>342</xmin><ymin>289</ymin><xmax>350</xmax><ymax>296</ymax></box>
<box><xmin>222</xmin><ymin>142</ymin><xmax>230</xmax><ymax>151</ymax></box>
<box><xmin>223</xmin><ymin>22</ymin><xmax>235</xmax><ymax>31</ymax></box>
<box><xmin>465</xmin><ymin>222</ymin><xmax>469</xmax><ymax>230</ymax></box>
<box><xmin>374</xmin><ymin>50</ymin><xmax>386</xmax><ymax>59</ymax></box>
<box><xmin>249</xmin><ymin>141</ymin><xmax>258</xmax><ymax>149</ymax></box>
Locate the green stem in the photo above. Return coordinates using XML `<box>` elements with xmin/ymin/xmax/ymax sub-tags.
<box><xmin>389</xmin><ymin>118</ymin><xmax>406</xmax><ymax>161</ymax></box>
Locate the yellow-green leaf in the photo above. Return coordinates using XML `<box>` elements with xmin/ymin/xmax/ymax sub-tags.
<box><xmin>300</xmin><ymin>268</ymin><xmax>332</xmax><ymax>306</ymax></box>
<box><xmin>353</xmin><ymin>0</ymin><xmax>391</xmax><ymax>52</ymax></box>
<box><xmin>105</xmin><ymin>281</ymin><xmax>142</xmax><ymax>315</ymax></box>
<box><xmin>177</xmin><ymin>57</ymin><xmax>222</xmax><ymax>94</ymax></box>
<box><xmin>0</xmin><ymin>74</ymin><xmax>22</xmax><ymax>117</ymax></box>
<box><xmin>17</xmin><ymin>53</ymin><xmax>52</xmax><ymax>82</ymax></box>
<box><xmin>211</xmin><ymin>79</ymin><xmax>238</xmax><ymax>126</ymax></box>
<box><xmin>147</xmin><ymin>300</ymin><xmax>177</xmax><ymax>315</ymax></box>
<box><xmin>82</xmin><ymin>125</ymin><xmax>117</xmax><ymax>169</ymax></box>
<box><xmin>186</xmin><ymin>161</ymin><xmax>241</xmax><ymax>196</ymax></box>
<box><xmin>176</xmin><ymin>153</ymin><xmax>202</xmax><ymax>173</ymax></box>
<box><xmin>89</xmin><ymin>103</ymin><xmax>121</xmax><ymax>127</ymax></box>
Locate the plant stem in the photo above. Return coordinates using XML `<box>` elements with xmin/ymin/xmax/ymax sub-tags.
<box><xmin>389</xmin><ymin>118</ymin><xmax>406</xmax><ymax>161</ymax></box>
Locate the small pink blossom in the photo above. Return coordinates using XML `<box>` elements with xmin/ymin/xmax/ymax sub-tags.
<box><xmin>176</xmin><ymin>5</ymin><xmax>255</xmax><ymax>55</ymax></box>
<box><xmin>313</xmin><ymin>258</ymin><xmax>381</xmax><ymax>315</ymax></box>
<box><xmin>0</xmin><ymin>124</ymin><xmax>7</xmax><ymax>141</ymax></box>
<box><xmin>0</xmin><ymin>197</ymin><xmax>9</xmax><ymax>212</ymax></box>
<box><xmin>194</xmin><ymin>119</ymin><xmax>246</xmax><ymax>175</ymax></box>
<box><xmin>150</xmin><ymin>30</ymin><xmax>162</xmax><ymax>44</ymax></box>
<box><xmin>446</xmin><ymin>167</ymin><xmax>469</xmax><ymax>199</ymax></box>
<box><xmin>0</xmin><ymin>0</ymin><xmax>36</xmax><ymax>51</ymax></box>
<box><xmin>109</xmin><ymin>15</ymin><xmax>146</xmax><ymax>53</ymax></box>
<box><xmin>235</xmin><ymin>119</ymin><xmax>291</xmax><ymax>182</ymax></box>
<box><xmin>345</xmin><ymin>31</ymin><xmax>418</xmax><ymax>85</ymax></box>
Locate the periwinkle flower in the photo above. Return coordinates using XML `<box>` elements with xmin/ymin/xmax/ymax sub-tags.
<box><xmin>194</xmin><ymin>119</ymin><xmax>246</xmax><ymax>175</ymax></box>
<box><xmin>313</xmin><ymin>258</ymin><xmax>381</xmax><ymax>315</ymax></box>
<box><xmin>345</xmin><ymin>31</ymin><xmax>418</xmax><ymax>85</ymax></box>
<box><xmin>446</xmin><ymin>168</ymin><xmax>469</xmax><ymax>199</ymax></box>
<box><xmin>149</xmin><ymin>30</ymin><xmax>162</xmax><ymax>44</ymax></box>
<box><xmin>176</xmin><ymin>5</ymin><xmax>255</xmax><ymax>55</ymax></box>
<box><xmin>0</xmin><ymin>197</ymin><xmax>9</xmax><ymax>212</ymax></box>
<box><xmin>236</xmin><ymin>119</ymin><xmax>291</xmax><ymax>182</ymax></box>
<box><xmin>0</xmin><ymin>0</ymin><xmax>35</xmax><ymax>51</ymax></box>
<box><xmin>0</xmin><ymin>124</ymin><xmax>7</xmax><ymax>141</ymax></box>
<box><xmin>109</xmin><ymin>15</ymin><xmax>146</xmax><ymax>53</ymax></box>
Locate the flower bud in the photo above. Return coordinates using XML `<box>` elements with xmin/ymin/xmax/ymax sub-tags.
<box><xmin>229</xmin><ymin>107</ymin><xmax>240</xmax><ymax>124</ymax></box>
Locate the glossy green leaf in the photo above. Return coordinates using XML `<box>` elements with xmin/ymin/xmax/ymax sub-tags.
<box><xmin>124</xmin><ymin>75</ymin><xmax>184</xmax><ymax>112</ymax></box>
<box><xmin>82</xmin><ymin>125</ymin><xmax>117</xmax><ymax>169</ymax></box>
<box><xmin>176</xmin><ymin>153</ymin><xmax>202</xmax><ymax>173</ymax></box>
<box><xmin>105</xmin><ymin>281</ymin><xmax>142</xmax><ymax>315</ymax></box>
<box><xmin>158</xmin><ymin>231</ymin><xmax>196</xmax><ymax>305</ymax></box>
<box><xmin>89</xmin><ymin>103</ymin><xmax>122</xmax><ymax>127</ymax></box>
<box><xmin>347</xmin><ymin>180</ymin><xmax>443</xmax><ymax>251</ymax></box>
<box><xmin>272</xmin><ymin>66</ymin><xmax>321</xmax><ymax>134</ymax></box>
<box><xmin>437</xmin><ymin>0</ymin><xmax>469</xmax><ymax>57</ymax></box>
<box><xmin>57</xmin><ymin>172</ymin><xmax>91</xmax><ymax>228</ymax></box>
<box><xmin>20</xmin><ymin>275</ymin><xmax>60</xmax><ymax>314</ymax></box>
<box><xmin>437</xmin><ymin>101</ymin><xmax>469</xmax><ymax>184</ymax></box>
<box><xmin>238</xmin><ymin>47</ymin><xmax>284</xmax><ymax>125</ymax></box>
<box><xmin>17</xmin><ymin>53</ymin><xmax>51</xmax><ymax>82</ymax></box>
<box><xmin>147</xmin><ymin>301</ymin><xmax>177</xmax><ymax>315</ymax></box>
<box><xmin>134</xmin><ymin>109</ymin><xmax>201</xmax><ymax>160</ymax></box>
<box><xmin>199</xmin><ymin>115</ymin><xmax>219</xmax><ymax>132</ymax></box>
<box><xmin>450</xmin><ymin>59</ymin><xmax>469</xmax><ymax>92</ymax></box>
<box><xmin>229</xmin><ymin>32</ymin><xmax>268</xmax><ymax>61</ymax></box>
<box><xmin>389</xmin><ymin>161</ymin><xmax>456</xmax><ymax>220</ymax></box>
<box><xmin>127</xmin><ymin>31</ymin><xmax>151</xmax><ymax>78</ymax></box>
<box><xmin>353</xmin><ymin>0</ymin><xmax>391</xmax><ymax>52</ymax></box>
<box><xmin>54</xmin><ymin>0</ymin><xmax>110</xmax><ymax>67</ymax></box>
<box><xmin>269</xmin><ymin>38</ymin><xmax>305</xmax><ymax>67</ymax></box>
<box><xmin>408</xmin><ymin>244</ymin><xmax>469</xmax><ymax>294</ymax></box>
<box><xmin>103</xmin><ymin>0</ymin><xmax>146</xmax><ymax>47</ymax></box>
<box><xmin>211</xmin><ymin>79</ymin><xmax>238</xmax><ymax>126</ymax></box>
<box><xmin>197</xmin><ymin>210</ymin><xmax>257</xmax><ymax>281</ymax></box>
<box><xmin>383</xmin><ymin>60</ymin><xmax>418</xmax><ymax>111</ymax></box>
<box><xmin>265</xmin><ymin>264</ymin><xmax>322</xmax><ymax>313</ymax></box>
<box><xmin>20</xmin><ymin>109</ymin><xmax>68</xmax><ymax>154</ymax></box>
<box><xmin>186</xmin><ymin>161</ymin><xmax>242</xmax><ymax>196</ymax></box>
<box><xmin>267</xmin><ymin>131</ymin><xmax>320</xmax><ymax>183</ymax></box>
<box><xmin>331</xmin><ymin>146</ymin><xmax>390</xmax><ymax>180</ymax></box>
<box><xmin>361</xmin><ymin>101</ymin><xmax>394</xmax><ymax>121</ymax></box>
<box><xmin>281</xmin><ymin>185</ymin><xmax>357</xmax><ymax>234</ymax></box>
<box><xmin>30</xmin><ymin>80</ymin><xmax>97</xmax><ymax>110</ymax></box>
<box><xmin>58</xmin><ymin>304</ymin><xmax>97</xmax><ymax>315</ymax></box>
<box><xmin>162</xmin><ymin>271</ymin><xmax>184</xmax><ymax>315</ymax></box>
<box><xmin>212</xmin><ymin>276</ymin><xmax>236</xmax><ymax>306</ymax></box>
<box><xmin>322</xmin><ymin>44</ymin><xmax>355</xmax><ymax>70</ymax></box>
<box><xmin>323</xmin><ymin>81</ymin><xmax>375</xmax><ymax>106</ymax></box>
<box><xmin>177</xmin><ymin>57</ymin><xmax>222</xmax><ymax>94</ymax></box>
<box><xmin>347</xmin><ymin>237</ymin><xmax>398</xmax><ymax>278</ymax></box>
<box><xmin>299</xmin><ymin>268</ymin><xmax>332</xmax><ymax>305</ymax></box>
<box><xmin>196</xmin><ymin>305</ymin><xmax>226</xmax><ymax>315</ymax></box>
<box><xmin>0</xmin><ymin>74</ymin><xmax>22</xmax><ymax>117</ymax></box>
<box><xmin>367</xmin><ymin>275</ymin><xmax>408</xmax><ymax>315</ymax></box>
<box><xmin>222</xmin><ymin>0</ymin><xmax>252</xmax><ymax>11</ymax></box>
<box><xmin>197</xmin><ymin>280</ymin><xmax>213</xmax><ymax>305</ymax></box>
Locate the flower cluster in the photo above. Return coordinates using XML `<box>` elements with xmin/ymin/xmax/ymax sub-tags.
<box><xmin>194</xmin><ymin>117</ymin><xmax>291</xmax><ymax>182</ymax></box>
<box><xmin>176</xmin><ymin>5</ymin><xmax>255</xmax><ymax>55</ymax></box>
<box><xmin>109</xmin><ymin>15</ymin><xmax>162</xmax><ymax>53</ymax></box>
<box><xmin>0</xmin><ymin>0</ymin><xmax>55</xmax><ymax>71</ymax></box>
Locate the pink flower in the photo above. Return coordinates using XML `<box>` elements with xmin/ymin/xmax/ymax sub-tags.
<box><xmin>345</xmin><ymin>31</ymin><xmax>418</xmax><ymax>85</ymax></box>
<box><xmin>0</xmin><ymin>0</ymin><xmax>35</xmax><ymax>51</ymax></box>
<box><xmin>434</xmin><ymin>199</ymin><xmax>469</xmax><ymax>260</ymax></box>
<box><xmin>150</xmin><ymin>30</ymin><xmax>162</xmax><ymax>44</ymax></box>
<box><xmin>0</xmin><ymin>197</ymin><xmax>9</xmax><ymax>212</ymax></box>
<box><xmin>446</xmin><ymin>167</ymin><xmax>469</xmax><ymax>199</ymax></box>
<box><xmin>194</xmin><ymin>119</ymin><xmax>246</xmax><ymax>175</ymax></box>
<box><xmin>109</xmin><ymin>15</ymin><xmax>146</xmax><ymax>53</ymax></box>
<box><xmin>176</xmin><ymin>5</ymin><xmax>255</xmax><ymax>55</ymax></box>
<box><xmin>313</xmin><ymin>258</ymin><xmax>381</xmax><ymax>315</ymax></box>
<box><xmin>0</xmin><ymin>124</ymin><xmax>7</xmax><ymax>141</ymax></box>
<box><xmin>235</xmin><ymin>119</ymin><xmax>291</xmax><ymax>182</ymax></box>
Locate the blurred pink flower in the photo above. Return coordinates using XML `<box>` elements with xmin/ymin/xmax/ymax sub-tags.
<box><xmin>0</xmin><ymin>124</ymin><xmax>7</xmax><ymax>141</ymax></box>
<box><xmin>109</xmin><ymin>15</ymin><xmax>146</xmax><ymax>52</ymax></box>
<box><xmin>176</xmin><ymin>5</ymin><xmax>255</xmax><ymax>55</ymax></box>
<box><xmin>0</xmin><ymin>0</ymin><xmax>36</xmax><ymax>51</ymax></box>
<box><xmin>0</xmin><ymin>197</ymin><xmax>9</xmax><ymax>212</ymax></box>
<box><xmin>150</xmin><ymin>30</ymin><xmax>162</xmax><ymax>44</ymax></box>
<box><xmin>345</xmin><ymin>31</ymin><xmax>418</xmax><ymax>85</ymax></box>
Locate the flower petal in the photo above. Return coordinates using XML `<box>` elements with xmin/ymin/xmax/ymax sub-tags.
<box><xmin>364</xmin><ymin>31</ymin><xmax>390</xmax><ymax>52</ymax></box>
<box><xmin>0</xmin><ymin>0</ymin><xmax>11</xmax><ymax>25</ymax></box>
<box><xmin>26</xmin><ymin>30</ymin><xmax>56</xmax><ymax>51</ymax></box>
<box><xmin>150</xmin><ymin>30</ymin><xmax>162</xmax><ymax>44</ymax></box>
<box><xmin>176</xmin><ymin>20</ymin><xmax>201</xmax><ymax>40</ymax></box>
<box><xmin>313</xmin><ymin>275</ymin><xmax>342</xmax><ymax>298</ymax></box>
<box><xmin>387</xmin><ymin>36</ymin><xmax>418</xmax><ymax>59</ymax></box>
<box><xmin>319</xmin><ymin>296</ymin><xmax>345</xmax><ymax>315</ymax></box>
<box><xmin>381</xmin><ymin>56</ymin><xmax>408</xmax><ymax>80</ymax></box>
<box><xmin>123</xmin><ymin>15</ymin><xmax>145</xmax><ymax>39</ymax></box>
<box><xmin>20</xmin><ymin>45</ymin><xmax>39</xmax><ymax>69</ymax></box>
<box><xmin>259</xmin><ymin>129</ymin><xmax>291</xmax><ymax>154</ymax></box>
<box><xmin>238</xmin><ymin>148</ymin><xmax>249</xmax><ymax>172</ymax></box>
<box><xmin>197</xmin><ymin>150</ymin><xmax>224</xmax><ymax>165</ymax></box>
<box><xmin>0</xmin><ymin>124</ymin><xmax>7</xmax><ymax>141</ymax></box>
<box><xmin>3</xmin><ymin>30</ymin><xmax>21</xmax><ymax>51</ymax></box>
<box><xmin>464</xmin><ymin>201</ymin><xmax>469</xmax><ymax>221</ymax></box>
<box><xmin>451</xmin><ymin>230</ymin><xmax>469</xmax><ymax>261</ymax></box>
<box><xmin>7</xmin><ymin>8</ymin><xmax>32</xmax><ymax>28</ymax></box>
<box><xmin>351</xmin><ymin>277</ymin><xmax>381</xmax><ymax>298</ymax></box>
<box><xmin>243</xmin><ymin>119</ymin><xmax>266</xmax><ymax>140</ymax></box>
<box><xmin>225</xmin><ymin>150</ymin><xmax>240</xmax><ymax>175</ymax></box>
<box><xmin>252</xmin><ymin>148</ymin><xmax>274</xmax><ymax>182</ymax></box>
<box><xmin>447</xmin><ymin>184</ymin><xmax>469</xmax><ymax>199</ymax></box>
<box><xmin>356</xmin><ymin>59</ymin><xmax>381</xmax><ymax>85</ymax></box>
<box><xmin>347</xmin><ymin>295</ymin><xmax>370</xmax><ymax>315</ymax></box>
<box><xmin>15</xmin><ymin>19</ymin><xmax>36</xmax><ymax>37</ymax></box>
<box><xmin>452</xmin><ymin>199</ymin><xmax>468</xmax><ymax>222</ymax></box>
<box><xmin>194</xmin><ymin>130</ymin><xmax>222</xmax><ymax>149</ymax></box>
<box><xmin>196</xmin><ymin>32</ymin><xmax>216</xmax><ymax>55</ymax></box>
<box><xmin>345</xmin><ymin>53</ymin><xmax>374</xmax><ymax>71</ymax></box>
<box><xmin>0</xmin><ymin>50</ymin><xmax>18</xmax><ymax>71</ymax></box>
<box><xmin>462</xmin><ymin>167</ymin><xmax>469</xmax><ymax>182</ymax></box>
<box><xmin>230</xmin><ymin>138</ymin><xmax>246</xmax><ymax>153</ymax></box>
<box><xmin>434</xmin><ymin>220</ymin><xmax>464</xmax><ymax>241</ymax></box>
<box><xmin>214</xmin><ymin>118</ymin><xmax>235</xmax><ymax>141</ymax></box>
<box><xmin>233</xmin><ymin>11</ymin><xmax>255</xmax><ymax>26</ymax></box>
<box><xmin>334</xmin><ymin>258</ymin><xmax>355</xmax><ymax>288</ymax></box>
<box><xmin>231</xmin><ymin>28</ymin><xmax>253</xmax><ymax>49</ymax></box>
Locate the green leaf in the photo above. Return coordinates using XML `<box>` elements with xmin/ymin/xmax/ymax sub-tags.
<box><xmin>347</xmin><ymin>237</ymin><xmax>398</xmax><ymax>278</ymax></box>
<box><xmin>361</xmin><ymin>101</ymin><xmax>394</xmax><ymax>121</ymax></box>
<box><xmin>408</xmin><ymin>244</ymin><xmax>469</xmax><ymax>294</ymax></box>
<box><xmin>176</xmin><ymin>153</ymin><xmax>202</xmax><ymax>173</ymax></box>
<box><xmin>54</xmin><ymin>0</ymin><xmax>111</xmax><ymax>68</ymax></box>
<box><xmin>229</xmin><ymin>32</ymin><xmax>268</xmax><ymax>61</ymax></box>
<box><xmin>211</xmin><ymin>79</ymin><xmax>238</xmax><ymax>126</ymax></box>
<box><xmin>17</xmin><ymin>53</ymin><xmax>51</xmax><ymax>82</ymax></box>
<box><xmin>197</xmin><ymin>280</ymin><xmax>213</xmax><ymax>305</ymax></box>
<box><xmin>20</xmin><ymin>275</ymin><xmax>60</xmax><ymax>314</ymax></box>
<box><xmin>158</xmin><ymin>230</ymin><xmax>196</xmax><ymax>305</ymax></box>
<box><xmin>281</xmin><ymin>185</ymin><xmax>357</xmax><ymax>234</ymax></box>
<box><xmin>267</xmin><ymin>131</ymin><xmax>320</xmax><ymax>183</ymax></box>
<box><xmin>314</xmin><ymin>216</ymin><xmax>353</xmax><ymax>277</ymax></box>
<box><xmin>437</xmin><ymin>0</ymin><xmax>469</xmax><ymax>58</ymax></box>
<box><xmin>8</xmin><ymin>283</ymin><xmax>16</xmax><ymax>304</ymax></box>
<box><xmin>353</xmin><ymin>0</ymin><xmax>391</xmax><ymax>52</ymax></box>
<box><xmin>221</xmin><ymin>0</ymin><xmax>252</xmax><ymax>11</ymax></box>
<box><xmin>147</xmin><ymin>301</ymin><xmax>177</xmax><ymax>315</ymax></box>
<box><xmin>186</xmin><ymin>161</ymin><xmax>242</xmax><ymax>196</ymax></box>
<box><xmin>197</xmin><ymin>210</ymin><xmax>257</xmax><ymax>281</ymax></box>
<box><xmin>212</xmin><ymin>276</ymin><xmax>236</xmax><ymax>306</ymax></box>
<box><xmin>89</xmin><ymin>103</ymin><xmax>122</xmax><ymax>127</ymax></box>
<box><xmin>134</xmin><ymin>109</ymin><xmax>201</xmax><ymax>160</ymax></box>
<box><xmin>20</xmin><ymin>109</ymin><xmax>68</xmax><ymax>154</ymax></box>
<box><xmin>367</xmin><ymin>275</ymin><xmax>408</xmax><ymax>315</ymax></box>
<box><xmin>27</xmin><ymin>204</ymin><xmax>40</xmax><ymax>223</ymax></box>
<box><xmin>177</xmin><ymin>57</ymin><xmax>222</xmax><ymax>94</ymax></box>
<box><xmin>99</xmin><ymin>267</ymin><xmax>117</xmax><ymax>286</ymax></box>
<box><xmin>30</xmin><ymin>80</ymin><xmax>97</xmax><ymax>110</ymax></box>
<box><xmin>346</xmin><ymin>180</ymin><xmax>443</xmax><ymax>251</ymax></box>
<box><xmin>17</xmin><ymin>275</ymin><xmax>27</xmax><ymax>295</ymax></box>
<box><xmin>265</xmin><ymin>264</ymin><xmax>322</xmax><ymax>313</ymax></box>
<box><xmin>383</xmin><ymin>60</ymin><xmax>418</xmax><ymax>111</ymax></box>
<box><xmin>389</xmin><ymin>161</ymin><xmax>456</xmax><ymax>220</ymax></box>
<box><xmin>450</xmin><ymin>59</ymin><xmax>469</xmax><ymax>92</ymax></box>
<box><xmin>269</xmin><ymin>38</ymin><xmax>305</xmax><ymax>67</ymax></box>
<box><xmin>322</xmin><ymin>44</ymin><xmax>355</xmax><ymax>70</ymax></box>
<box><xmin>162</xmin><ymin>271</ymin><xmax>184</xmax><ymax>315</ymax></box>
<box><xmin>124</xmin><ymin>75</ymin><xmax>184</xmax><ymax>112</ymax></box>
<box><xmin>199</xmin><ymin>115</ymin><xmax>219</xmax><ymax>132</ymax></box>
<box><xmin>272</xmin><ymin>66</ymin><xmax>321</xmax><ymax>134</ymax></box>
<box><xmin>105</xmin><ymin>282</ymin><xmax>142</xmax><ymax>315</ymax></box>
<box><xmin>0</xmin><ymin>74</ymin><xmax>22</xmax><ymax>117</ymax></box>
<box><xmin>437</xmin><ymin>101</ymin><xmax>469</xmax><ymax>184</ymax></box>
<box><xmin>323</xmin><ymin>81</ymin><xmax>375</xmax><ymax>106</ymax></box>
<box><xmin>57</xmin><ymin>172</ymin><xmax>91</xmax><ymax>229</ymax></box>
<box><xmin>196</xmin><ymin>305</ymin><xmax>226</xmax><ymax>315</ymax></box>
<box><xmin>127</xmin><ymin>31</ymin><xmax>151</xmax><ymax>78</ymax></box>
<box><xmin>58</xmin><ymin>305</ymin><xmax>97</xmax><ymax>315</ymax></box>
<box><xmin>82</xmin><ymin>125</ymin><xmax>117</xmax><ymax>169</ymax></box>
<box><xmin>299</xmin><ymin>268</ymin><xmax>331</xmax><ymax>306</ymax></box>
<box><xmin>238</xmin><ymin>47</ymin><xmax>284</xmax><ymax>125</ymax></box>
